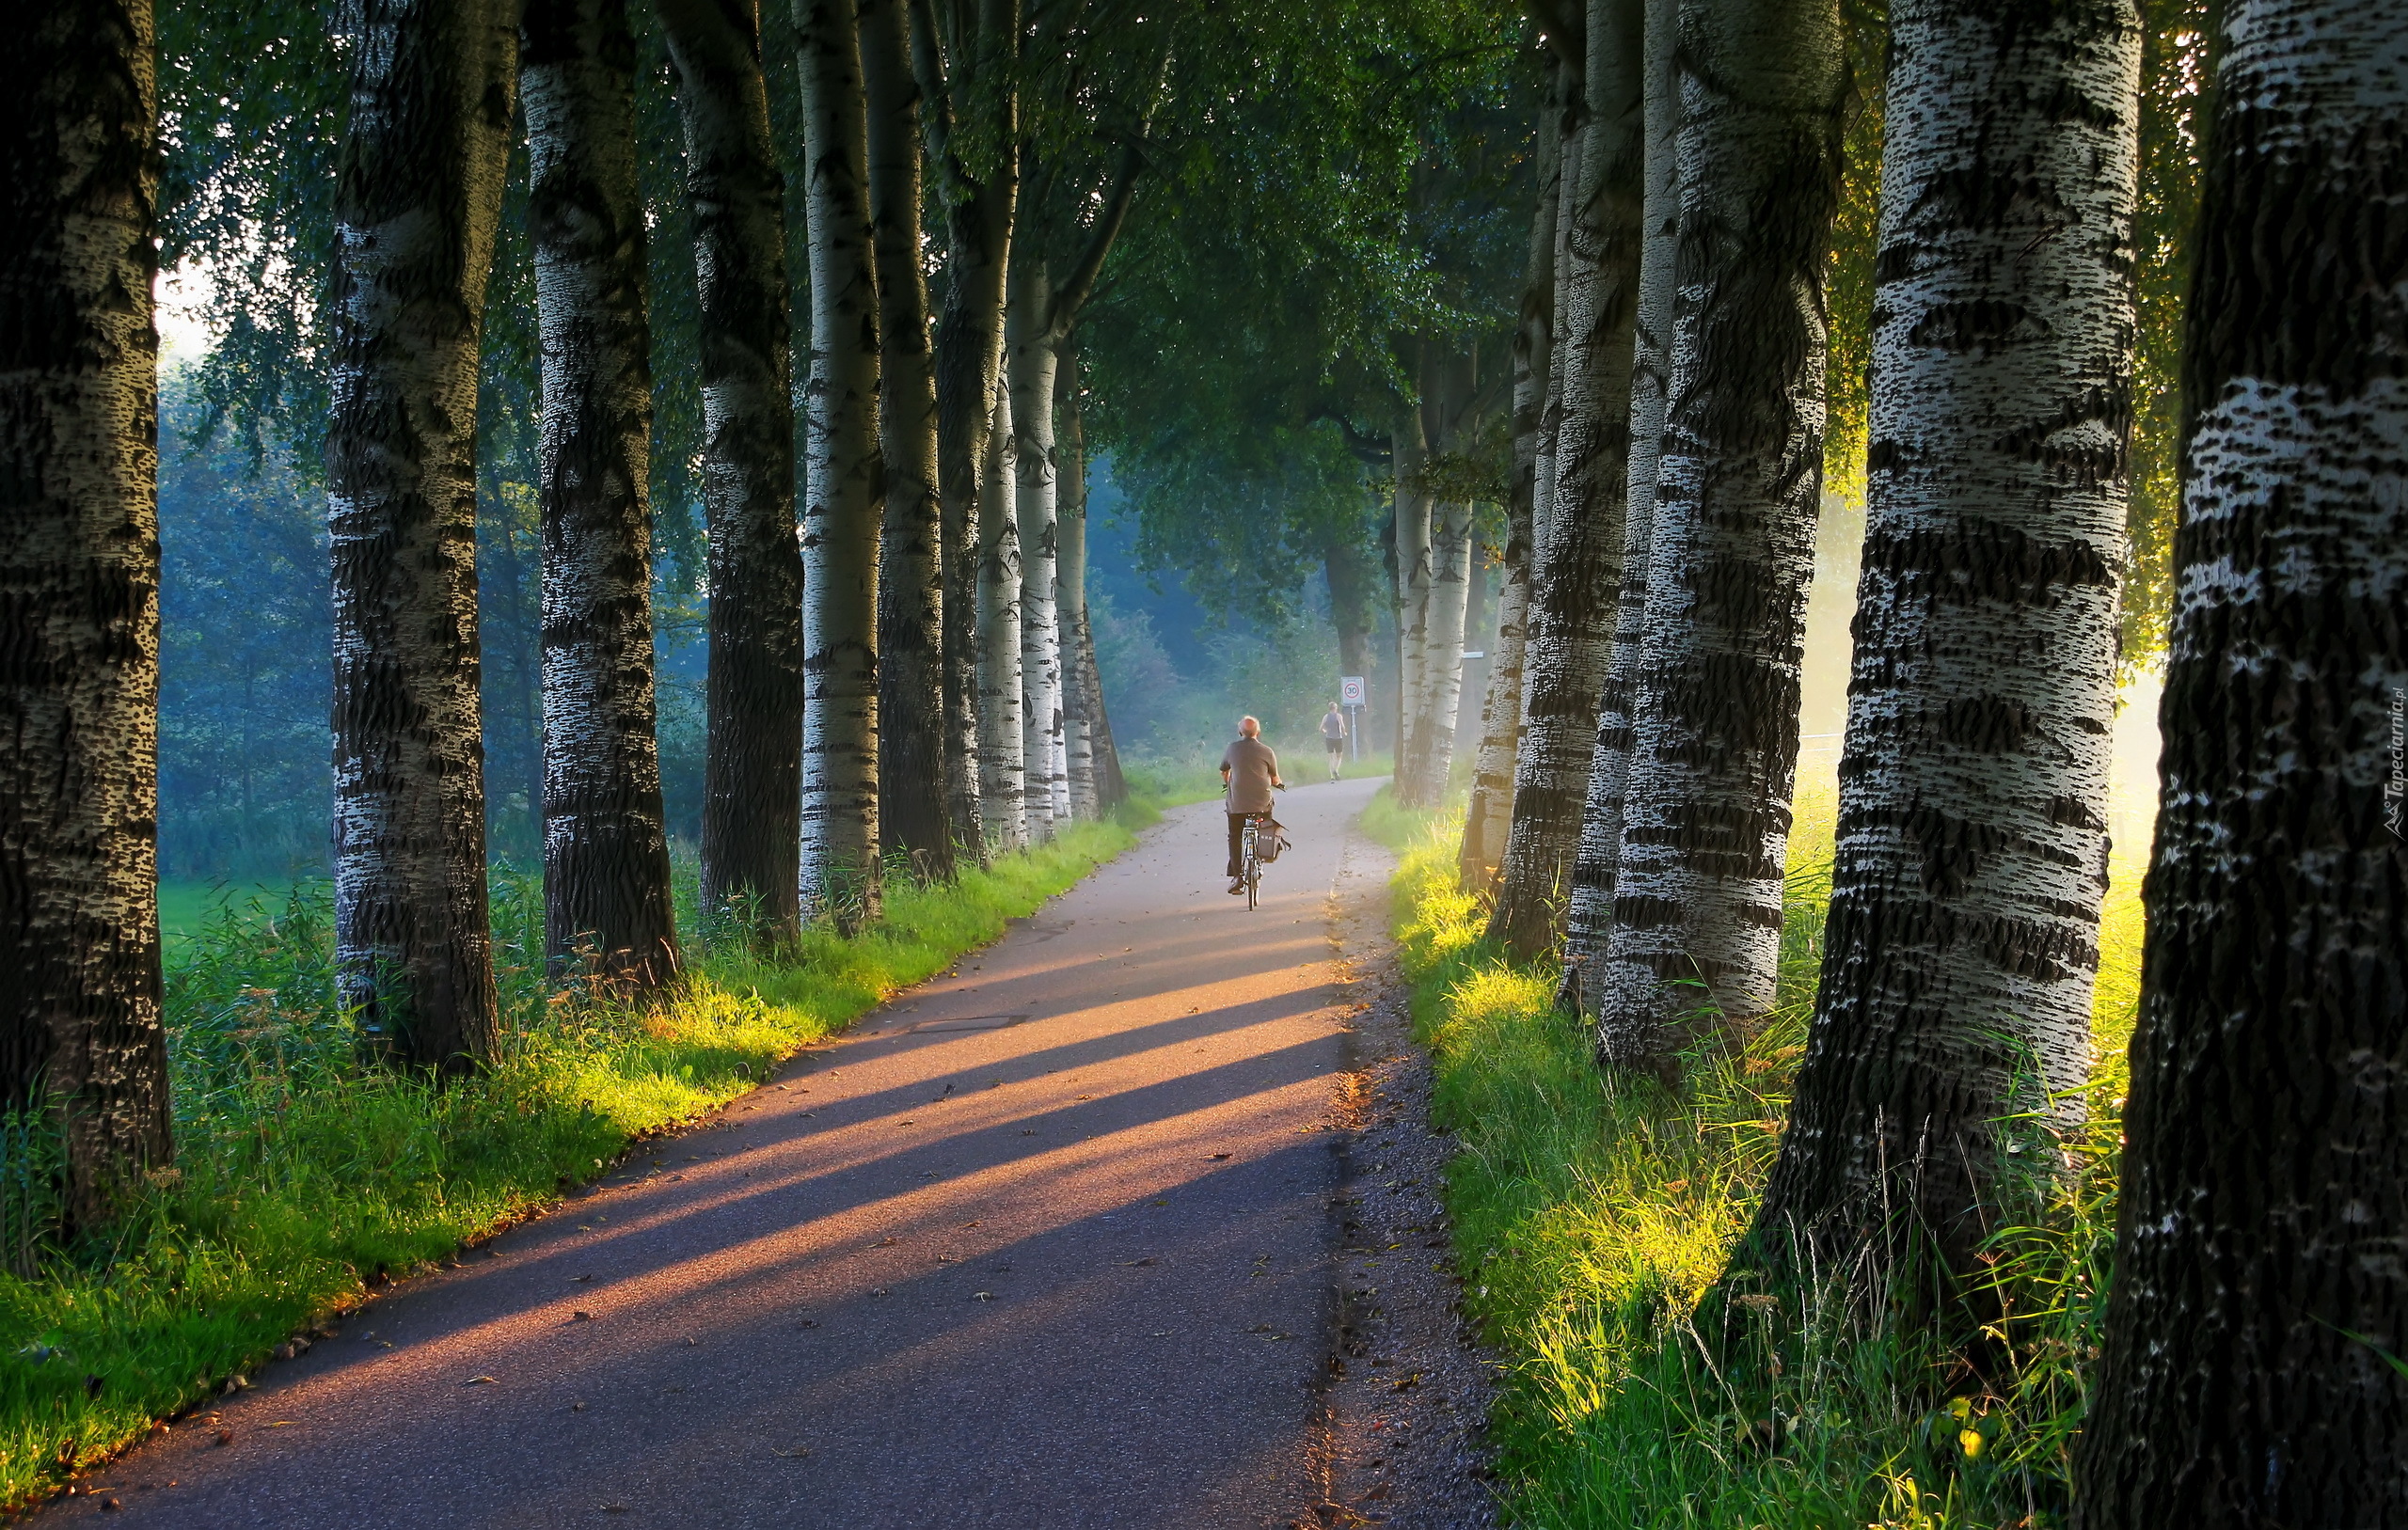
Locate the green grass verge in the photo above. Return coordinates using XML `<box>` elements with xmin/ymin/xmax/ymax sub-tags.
<box><xmin>1</xmin><ymin>819</ymin><xmax>1135</xmax><ymax>1511</ymax></box>
<box><xmin>1367</xmin><ymin>790</ymin><xmax>2143</xmax><ymax>1529</ymax></box>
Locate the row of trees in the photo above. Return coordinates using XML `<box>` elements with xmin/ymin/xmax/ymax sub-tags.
<box><xmin>1447</xmin><ymin>0</ymin><xmax>2400</xmax><ymax>1517</ymax></box>
<box><xmin>1</xmin><ymin>0</ymin><xmax>1527</xmax><ymax>1232</ymax></box>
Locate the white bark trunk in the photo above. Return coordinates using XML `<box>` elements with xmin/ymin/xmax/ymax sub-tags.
<box><xmin>1487</xmin><ymin>0</ymin><xmax>1645</xmax><ymax>961</ymax></box>
<box><xmin>1006</xmin><ymin>258</ymin><xmax>1062</xmax><ymax>844</ymax></box>
<box><xmin>1595</xmin><ymin>0</ymin><xmax>1846</xmax><ymax>1070</ymax></box>
<box><xmin>1564</xmin><ymin>0</ymin><xmax>1677</xmax><ymax>1000</ymax></box>
<box><xmin>976</xmin><ymin>370</ymin><xmax>1025</xmax><ymax>852</ymax></box>
<box><xmin>1408</xmin><ymin>499</ymin><xmax>1475</xmax><ymax>804</ymax></box>
<box><xmin>796</xmin><ymin>0</ymin><xmax>883</xmax><ymax>926</ymax></box>
<box><xmin>1750</xmin><ymin>0</ymin><xmax>2139</xmax><ymax>1270</ymax></box>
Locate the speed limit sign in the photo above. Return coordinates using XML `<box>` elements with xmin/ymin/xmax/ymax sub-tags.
<box><xmin>1339</xmin><ymin>675</ymin><xmax>1366</xmax><ymax>705</ymax></box>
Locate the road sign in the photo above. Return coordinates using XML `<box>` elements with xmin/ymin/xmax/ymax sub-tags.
<box><xmin>1339</xmin><ymin>675</ymin><xmax>1366</xmax><ymax>705</ymax></box>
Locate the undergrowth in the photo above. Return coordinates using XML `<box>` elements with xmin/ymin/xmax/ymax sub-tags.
<box><xmin>0</xmin><ymin>819</ymin><xmax>1135</xmax><ymax>1510</ymax></box>
<box><xmin>1368</xmin><ymin>792</ymin><xmax>2146</xmax><ymax>1528</ymax></box>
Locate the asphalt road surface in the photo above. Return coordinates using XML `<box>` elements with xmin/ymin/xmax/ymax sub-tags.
<box><xmin>55</xmin><ymin>777</ymin><xmax>1394</xmax><ymax>1528</ymax></box>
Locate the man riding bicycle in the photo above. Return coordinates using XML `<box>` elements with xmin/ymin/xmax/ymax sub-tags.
<box><xmin>1221</xmin><ymin>716</ymin><xmax>1284</xmax><ymax>895</ymax></box>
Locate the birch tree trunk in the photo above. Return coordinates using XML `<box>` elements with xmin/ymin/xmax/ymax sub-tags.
<box><xmin>1461</xmin><ymin>69</ymin><xmax>1563</xmax><ymax>886</ymax></box>
<box><xmin>1745</xmin><ymin>0</ymin><xmax>2139</xmax><ymax>1282</ymax></box>
<box><xmin>525</xmin><ymin>0</ymin><xmax>678</xmax><ymax>988</ymax></box>
<box><xmin>1594</xmin><ymin>0</ymin><xmax>1846</xmax><ymax>1074</ymax></box>
<box><xmin>976</xmin><ymin>373</ymin><xmax>1026</xmax><ymax>851</ymax></box>
<box><xmin>1056</xmin><ymin>334</ymin><xmax>1101</xmax><ymax>821</ymax></box>
<box><xmin>795</xmin><ymin>0</ymin><xmax>882</xmax><ymax>926</ymax></box>
<box><xmin>863</xmin><ymin>0</ymin><xmax>950</xmax><ymax>877</ymax></box>
<box><xmin>659</xmin><ymin>0</ymin><xmax>804</xmax><ymax>945</ymax></box>
<box><xmin>1408</xmin><ymin>500</ymin><xmax>1476</xmax><ymax>806</ymax></box>
<box><xmin>326</xmin><ymin>0</ymin><xmax>517</xmax><ymax>1068</ymax></box>
<box><xmin>1487</xmin><ymin>0</ymin><xmax>1645</xmax><ymax>961</ymax></box>
<box><xmin>1562</xmin><ymin>0</ymin><xmax>1676</xmax><ymax>1006</ymax></box>
<box><xmin>1391</xmin><ymin>421</ymin><xmax>1433</xmax><ymax>787</ymax></box>
<box><xmin>2076</xmin><ymin>6</ymin><xmax>2408</xmax><ymax>1519</ymax></box>
<box><xmin>1006</xmin><ymin>254</ymin><xmax>1062</xmax><ymax>843</ymax></box>
<box><xmin>0</xmin><ymin>0</ymin><xmax>172</xmax><ymax>1239</ymax></box>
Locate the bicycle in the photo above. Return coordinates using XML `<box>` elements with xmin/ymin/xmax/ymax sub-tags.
<box><xmin>1239</xmin><ymin>806</ymin><xmax>1286</xmax><ymax>910</ymax></box>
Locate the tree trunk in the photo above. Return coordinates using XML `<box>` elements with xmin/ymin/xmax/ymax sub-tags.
<box><xmin>1391</xmin><ymin>419</ymin><xmax>1433</xmax><ymax>789</ymax></box>
<box><xmin>2075</xmin><ymin>5</ymin><xmax>2408</xmax><ymax>1520</ymax></box>
<box><xmin>976</xmin><ymin>372</ymin><xmax>1026</xmax><ymax>851</ymax></box>
<box><xmin>1487</xmin><ymin>0</ymin><xmax>1645</xmax><ymax>961</ymax></box>
<box><xmin>658</xmin><ymin>0</ymin><xmax>803</xmax><ymax>943</ymax></box>
<box><xmin>0</xmin><ymin>0</ymin><xmax>173</xmax><ymax>1240</ymax></box>
<box><xmin>863</xmin><ymin>0</ymin><xmax>950</xmax><ymax>877</ymax></box>
<box><xmin>1407</xmin><ymin>500</ymin><xmax>1475</xmax><ymax>806</ymax></box>
<box><xmin>525</xmin><ymin>0</ymin><xmax>679</xmax><ymax>988</ymax></box>
<box><xmin>925</xmin><ymin>3</ymin><xmax>1019</xmax><ymax>861</ymax></box>
<box><xmin>326</xmin><ymin>0</ymin><xmax>517</xmax><ymax>1068</ymax></box>
<box><xmin>794</xmin><ymin>0</ymin><xmax>882</xmax><ymax>927</ymax></box>
<box><xmin>1562</xmin><ymin>0</ymin><xmax>1676</xmax><ymax>1005</ymax></box>
<box><xmin>1593</xmin><ymin>0</ymin><xmax>1846</xmax><ymax>1074</ymax></box>
<box><xmin>1461</xmin><ymin>70</ymin><xmax>1562</xmax><ymax>887</ymax></box>
<box><xmin>1006</xmin><ymin>251</ymin><xmax>1063</xmax><ymax>843</ymax></box>
<box><xmin>1056</xmin><ymin>332</ymin><xmax>1101</xmax><ymax>820</ymax></box>
<box><xmin>1743</xmin><ymin>0</ymin><xmax>2138</xmax><ymax>1285</ymax></box>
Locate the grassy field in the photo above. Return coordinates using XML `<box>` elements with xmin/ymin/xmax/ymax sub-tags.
<box><xmin>2</xmin><ymin>818</ymin><xmax>1143</xmax><ymax>1512</ymax></box>
<box><xmin>1364</xmin><ymin>790</ymin><xmax>2145</xmax><ymax>1529</ymax></box>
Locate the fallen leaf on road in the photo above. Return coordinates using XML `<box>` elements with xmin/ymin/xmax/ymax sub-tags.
<box><xmin>773</xmin><ymin>1447</ymin><xmax>812</xmax><ymax>1459</ymax></box>
<box><xmin>569</xmin><ymin>1311</ymin><xmax>593</xmax><ymax>1322</ymax></box>
<box><xmin>1209</xmin><ymin>1153</ymin><xmax>1231</xmax><ymax>1160</ymax></box>
<box><xmin>973</xmin><ymin>1291</ymin><xmax>993</xmax><ymax>1301</ymax></box>
<box><xmin>465</xmin><ymin>1376</ymin><xmax>498</xmax><ymax>1386</ymax></box>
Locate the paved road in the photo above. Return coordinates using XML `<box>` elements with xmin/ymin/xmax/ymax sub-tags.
<box><xmin>57</xmin><ymin>777</ymin><xmax>1391</xmax><ymax>1528</ymax></box>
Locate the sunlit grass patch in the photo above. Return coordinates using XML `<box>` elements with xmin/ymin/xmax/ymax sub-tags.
<box><xmin>0</xmin><ymin>819</ymin><xmax>1133</xmax><ymax>1511</ymax></box>
<box><xmin>1363</xmin><ymin>787</ymin><xmax>2141</xmax><ymax>1528</ymax></box>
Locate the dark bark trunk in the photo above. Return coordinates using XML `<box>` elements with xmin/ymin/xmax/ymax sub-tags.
<box><xmin>1486</xmin><ymin>0</ymin><xmax>1646</xmax><ymax>960</ymax></box>
<box><xmin>0</xmin><ymin>0</ymin><xmax>172</xmax><ymax>1241</ymax></box>
<box><xmin>525</xmin><ymin>0</ymin><xmax>679</xmax><ymax>988</ymax></box>
<box><xmin>657</xmin><ymin>0</ymin><xmax>803</xmax><ymax>943</ymax></box>
<box><xmin>794</xmin><ymin>0</ymin><xmax>884</xmax><ymax>926</ymax></box>
<box><xmin>926</xmin><ymin>1</ymin><xmax>1021</xmax><ymax>860</ymax></box>
<box><xmin>2075</xmin><ymin>4</ymin><xmax>2408</xmax><ymax>1520</ymax></box>
<box><xmin>1745</xmin><ymin>0</ymin><xmax>2138</xmax><ymax>1288</ymax></box>
<box><xmin>1324</xmin><ymin>531</ymin><xmax>1377</xmax><ymax>718</ymax></box>
<box><xmin>326</xmin><ymin>0</ymin><xmax>518</xmax><ymax>1069</ymax></box>
<box><xmin>1594</xmin><ymin>0</ymin><xmax>1848</xmax><ymax>1073</ymax></box>
<box><xmin>1055</xmin><ymin>331</ymin><xmax>1122</xmax><ymax>815</ymax></box>
<box><xmin>863</xmin><ymin>0</ymin><xmax>950</xmax><ymax>875</ymax></box>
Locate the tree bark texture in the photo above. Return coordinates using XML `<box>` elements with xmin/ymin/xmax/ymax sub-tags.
<box><xmin>1529</xmin><ymin>69</ymin><xmax>1585</xmax><ymax>567</ymax></box>
<box><xmin>795</xmin><ymin>0</ymin><xmax>883</xmax><ymax>925</ymax></box>
<box><xmin>976</xmin><ymin>372</ymin><xmax>1026</xmax><ymax>851</ymax></box>
<box><xmin>525</xmin><ymin>0</ymin><xmax>679</xmax><ymax>987</ymax></box>
<box><xmin>2075</xmin><ymin>5</ymin><xmax>2408</xmax><ymax>1521</ymax></box>
<box><xmin>863</xmin><ymin>0</ymin><xmax>950</xmax><ymax>876</ymax></box>
<box><xmin>1006</xmin><ymin>255</ymin><xmax>1062</xmax><ymax>841</ymax></box>
<box><xmin>925</xmin><ymin>4</ymin><xmax>1020</xmax><ymax>863</ymax></box>
<box><xmin>326</xmin><ymin>0</ymin><xmax>517</xmax><ymax>1067</ymax></box>
<box><xmin>1487</xmin><ymin>0</ymin><xmax>1645</xmax><ymax>962</ymax></box>
<box><xmin>1746</xmin><ymin>0</ymin><xmax>2139</xmax><ymax>1281</ymax></box>
<box><xmin>0</xmin><ymin>0</ymin><xmax>172</xmax><ymax>1238</ymax></box>
<box><xmin>1563</xmin><ymin>0</ymin><xmax>1677</xmax><ymax>1002</ymax></box>
<box><xmin>1404</xmin><ymin>499</ymin><xmax>1475</xmax><ymax>807</ymax></box>
<box><xmin>1056</xmin><ymin>335</ymin><xmax>1119</xmax><ymax>818</ymax></box>
<box><xmin>1461</xmin><ymin>82</ymin><xmax>1561</xmax><ymax>887</ymax></box>
<box><xmin>1595</xmin><ymin>0</ymin><xmax>1846</xmax><ymax>1072</ymax></box>
<box><xmin>660</xmin><ymin>0</ymin><xmax>805</xmax><ymax>944</ymax></box>
<box><xmin>1391</xmin><ymin>421</ymin><xmax>1433</xmax><ymax>785</ymax></box>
